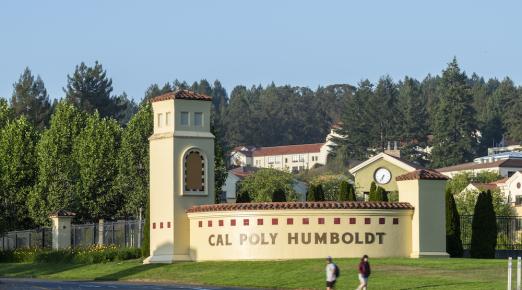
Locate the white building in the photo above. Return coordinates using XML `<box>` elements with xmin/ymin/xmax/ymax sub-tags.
<box><xmin>436</xmin><ymin>152</ymin><xmax>522</xmax><ymax>178</ymax></box>
<box><xmin>228</xmin><ymin>127</ymin><xmax>340</xmax><ymax>173</ymax></box>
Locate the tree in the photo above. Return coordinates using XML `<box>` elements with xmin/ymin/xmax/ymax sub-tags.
<box><xmin>113</xmin><ymin>103</ymin><xmax>153</xmax><ymax>218</ymax></box>
<box><xmin>314</xmin><ymin>184</ymin><xmax>325</xmax><ymax>201</ymax></box>
<box><xmin>272</xmin><ymin>188</ymin><xmax>287</xmax><ymax>202</ymax></box>
<box><xmin>368</xmin><ymin>182</ymin><xmax>377</xmax><ymax>201</ymax></box>
<box><xmin>431</xmin><ymin>58</ymin><xmax>478</xmax><ymax>168</ymax></box>
<box><xmin>11</xmin><ymin>67</ymin><xmax>53</xmax><ymax>129</ymax></box>
<box><xmin>141</xmin><ymin>200</ymin><xmax>150</xmax><ymax>258</ymax></box>
<box><xmin>0</xmin><ymin>117</ymin><xmax>38</xmax><ymax>231</ymax></box>
<box><xmin>339</xmin><ymin>180</ymin><xmax>356</xmax><ymax>201</ymax></box>
<box><xmin>112</xmin><ymin>92</ymin><xmax>138</xmax><ymax>125</ymax></box>
<box><xmin>470</xmin><ymin>190</ymin><xmax>497</xmax><ymax>258</ymax></box>
<box><xmin>240</xmin><ymin>169</ymin><xmax>297</xmax><ymax>202</ymax></box>
<box><xmin>73</xmin><ymin>112</ymin><xmax>121</xmax><ymax>221</ymax></box>
<box><xmin>0</xmin><ymin>99</ymin><xmax>13</xmax><ymax>129</ymax></box>
<box><xmin>446</xmin><ymin>189</ymin><xmax>463</xmax><ymax>257</ymax></box>
<box><xmin>28</xmin><ymin>101</ymin><xmax>85</xmax><ymax>225</ymax></box>
<box><xmin>64</xmin><ymin>61</ymin><xmax>116</xmax><ymax>118</ymax></box>
<box><xmin>307</xmin><ymin>184</ymin><xmax>317</xmax><ymax>201</ymax></box>
<box><xmin>213</xmin><ymin>125</ymin><xmax>227</xmax><ymax>204</ymax></box>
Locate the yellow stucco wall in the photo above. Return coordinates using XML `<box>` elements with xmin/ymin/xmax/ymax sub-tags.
<box><xmin>353</xmin><ymin>158</ymin><xmax>409</xmax><ymax>193</ymax></box>
<box><xmin>187</xmin><ymin>209</ymin><xmax>413</xmax><ymax>261</ymax></box>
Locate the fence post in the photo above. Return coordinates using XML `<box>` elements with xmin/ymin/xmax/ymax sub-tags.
<box><xmin>517</xmin><ymin>257</ymin><xmax>522</xmax><ymax>290</ymax></box>
<box><xmin>138</xmin><ymin>207</ymin><xmax>142</xmax><ymax>248</ymax></box>
<box><xmin>112</xmin><ymin>222</ymin><xmax>115</xmax><ymax>245</ymax></box>
<box><xmin>509</xmin><ymin>257</ymin><xmax>513</xmax><ymax>290</ymax></box>
<box><xmin>98</xmin><ymin>219</ymin><xmax>104</xmax><ymax>246</ymax></box>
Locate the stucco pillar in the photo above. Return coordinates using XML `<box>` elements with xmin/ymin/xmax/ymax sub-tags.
<box><xmin>98</xmin><ymin>219</ymin><xmax>104</xmax><ymax>245</ymax></box>
<box><xmin>397</xmin><ymin>169</ymin><xmax>449</xmax><ymax>258</ymax></box>
<box><xmin>49</xmin><ymin>210</ymin><xmax>76</xmax><ymax>250</ymax></box>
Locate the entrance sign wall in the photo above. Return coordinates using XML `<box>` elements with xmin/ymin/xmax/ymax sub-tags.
<box><xmin>144</xmin><ymin>90</ymin><xmax>450</xmax><ymax>263</ymax></box>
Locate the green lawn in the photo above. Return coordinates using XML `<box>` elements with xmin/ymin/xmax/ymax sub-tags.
<box><xmin>0</xmin><ymin>258</ymin><xmax>510</xmax><ymax>289</ymax></box>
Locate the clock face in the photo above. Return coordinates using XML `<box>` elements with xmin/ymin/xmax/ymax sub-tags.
<box><xmin>374</xmin><ymin>168</ymin><xmax>392</xmax><ymax>184</ymax></box>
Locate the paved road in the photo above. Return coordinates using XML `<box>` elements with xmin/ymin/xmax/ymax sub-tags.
<box><xmin>0</xmin><ymin>278</ymin><xmax>254</xmax><ymax>290</ymax></box>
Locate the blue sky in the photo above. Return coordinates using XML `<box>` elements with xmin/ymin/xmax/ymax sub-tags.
<box><xmin>1</xmin><ymin>0</ymin><xmax>521</xmax><ymax>101</ymax></box>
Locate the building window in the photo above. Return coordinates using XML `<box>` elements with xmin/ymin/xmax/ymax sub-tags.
<box><xmin>165</xmin><ymin>112</ymin><xmax>171</xmax><ymax>126</ymax></box>
<box><xmin>268</xmin><ymin>156</ymin><xmax>275</xmax><ymax>164</ymax></box>
<box><xmin>184</xmin><ymin>149</ymin><xmax>205</xmax><ymax>192</ymax></box>
<box><xmin>292</xmin><ymin>166</ymin><xmax>298</xmax><ymax>173</ymax></box>
<box><xmin>292</xmin><ymin>155</ymin><xmax>299</xmax><ymax>162</ymax></box>
<box><xmin>194</xmin><ymin>112</ymin><xmax>203</xmax><ymax>127</ymax></box>
<box><xmin>275</xmin><ymin>156</ymin><xmax>281</xmax><ymax>164</ymax></box>
<box><xmin>299</xmin><ymin>154</ymin><xmax>305</xmax><ymax>162</ymax></box>
<box><xmin>285</xmin><ymin>158</ymin><xmax>288</xmax><ymax>163</ymax></box>
<box><xmin>516</xmin><ymin>196</ymin><xmax>522</xmax><ymax>206</ymax></box>
<box><xmin>255</xmin><ymin>160</ymin><xmax>260</xmax><ymax>166</ymax></box>
<box><xmin>180</xmin><ymin>112</ymin><xmax>189</xmax><ymax>126</ymax></box>
<box><xmin>157</xmin><ymin>113</ymin><xmax>163</xmax><ymax>128</ymax></box>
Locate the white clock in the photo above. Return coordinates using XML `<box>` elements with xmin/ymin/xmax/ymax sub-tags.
<box><xmin>374</xmin><ymin>168</ymin><xmax>391</xmax><ymax>184</ymax></box>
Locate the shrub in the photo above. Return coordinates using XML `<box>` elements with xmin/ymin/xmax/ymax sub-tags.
<box><xmin>272</xmin><ymin>188</ymin><xmax>286</xmax><ymax>202</ymax></box>
<box><xmin>310</xmin><ymin>174</ymin><xmax>350</xmax><ymax>201</ymax></box>
<box><xmin>141</xmin><ymin>201</ymin><xmax>150</xmax><ymax>258</ymax></box>
<box><xmin>0</xmin><ymin>245</ymin><xmax>141</xmax><ymax>263</ymax></box>
<box><xmin>445</xmin><ymin>189</ymin><xmax>463</xmax><ymax>257</ymax></box>
<box><xmin>470</xmin><ymin>190</ymin><xmax>497</xmax><ymax>259</ymax></box>
<box><xmin>240</xmin><ymin>169</ymin><xmax>297</xmax><ymax>202</ymax></box>
<box><xmin>339</xmin><ymin>181</ymin><xmax>356</xmax><ymax>201</ymax></box>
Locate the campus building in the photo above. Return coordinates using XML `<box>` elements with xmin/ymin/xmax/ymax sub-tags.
<box><xmin>229</xmin><ymin>127</ymin><xmax>340</xmax><ymax>173</ymax></box>
<box><xmin>145</xmin><ymin>90</ymin><xmax>449</xmax><ymax>263</ymax></box>
<box><xmin>436</xmin><ymin>152</ymin><xmax>522</xmax><ymax>178</ymax></box>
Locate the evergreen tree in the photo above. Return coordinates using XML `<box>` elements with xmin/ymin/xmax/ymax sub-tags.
<box><xmin>114</xmin><ymin>103</ymin><xmax>153</xmax><ymax>218</ymax></box>
<box><xmin>470</xmin><ymin>190</ymin><xmax>497</xmax><ymax>258</ymax></box>
<box><xmin>213</xmin><ymin>125</ymin><xmax>227</xmax><ymax>204</ymax></box>
<box><xmin>368</xmin><ymin>182</ymin><xmax>377</xmax><ymax>201</ymax></box>
<box><xmin>11</xmin><ymin>68</ymin><xmax>52</xmax><ymax>129</ymax></box>
<box><xmin>314</xmin><ymin>184</ymin><xmax>325</xmax><ymax>201</ymax></box>
<box><xmin>272</xmin><ymin>188</ymin><xmax>287</xmax><ymax>202</ymax></box>
<box><xmin>377</xmin><ymin>186</ymin><xmax>388</xmax><ymax>201</ymax></box>
<box><xmin>339</xmin><ymin>180</ymin><xmax>350</xmax><ymax>201</ymax></box>
<box><xmin>141</xmin><ymin>200</ymin><xmax>150</xmax><ymax>257</ymax></box>
<box><xmin>28</xmin><ymin>101</ymin><xmax>85</xmax><ymax>225</ymax></box>
<box><xmin>347</xmin><ymin>184</ymin><xmax>356</xmax><ymax>201</ymax></box>
<box><xmin>73</xmin><ymin>112</ymin><xmax>121</xmax><ymax>221</ymax></box>
<box><xmin>112</xmin><ymin>92</ymin><xmax>138</xmax><ymax>125</ymax></box>
<box><xmin>64</xmin><ymin>61</ymin><xmax>116</xmax><ymax>118</ymax></box>
<box><xmin>445</xmin><ymin>189</ymin><xmax>463</xmax><ymax>257</ymax></box>
<box><xmin>307</xmin><ymin>184</ymin><xmax>316</xmax><ymax>201</ymax></box>
<box><xmin>370</xmin><ymin>76</ymin><xmax>401</xmax><ymax>150</ymax></box>
<box><xmin>431</xmin><ymin>58</ymin><xmax>478</xmax><ymax>168</ymax></box>
<box><xmin>0</xmin><ymin>99</ymin><xmax>14</xmax><ymax>129</ymax></box>
<box><xmin>0</xmin><ymin>117</ymin><xmax>38</xmax><ymax>231</ymax></box>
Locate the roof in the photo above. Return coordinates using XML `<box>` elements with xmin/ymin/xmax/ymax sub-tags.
<box><xmin>349</xmin><ymin>153</ymin><xmax>423</xmax><ymax>174</ymax></box>
<box><xmin>469</xmin><ymin>183</ymin><xmax>498</xmax><ymax>191</ymax></box>
<box><xmin>49</xmin><ymin>210</ymin><xmax>76</xmax><ymax>217</ymax></box>
<box><xmin>187</xmin><ymin>201</ymin><xmax>414</xmax><ymax>213</ymax></box>
<box><xmin>436</xmin><ymin>159</ymin><xmax>522</xmax><ymax>173</ymax></box>
<box><xmin>396</xmin><ymin>169</ymin><xmax>449</xmax><ymax>181</ymax></box>
<box><xmin>252</xmin><ymin>143</ymin><xmax>325</xmax><ymax>157</ymax></box>
<box><xmin>151</xmin><ymin>90</ymin><xmax>212</xmax><ymax>102</ymax></box>
<box><xmin>229</xmin><ymin>166</ymin><xmax>259</xmax><ymax>179</ymax></box>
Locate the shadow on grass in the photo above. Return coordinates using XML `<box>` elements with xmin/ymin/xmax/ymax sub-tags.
<box><xmin>0</xmin><ymin>262</ymin><xmax>85</xmax><ymax>278</ymax></box>
<box><xmin>94</xmin><ymin>263</ymin><xmax>165</xmax><ymax>281</ymax></box>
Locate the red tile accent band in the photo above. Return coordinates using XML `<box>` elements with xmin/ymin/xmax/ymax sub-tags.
<box><xmin>160</xmin><ymin>222</ymin><xmax>163</xmax><ymax>229</ymax></box>
<box><xmin>257</xmin><ymin>218</ymin><xmax>263</xmax><ymax>225</ymax></box>
<box><xmin>219</xmin><ymin>220</ymin><xmax>224</xmax><ymax>226</ymax></box>
<box><xmin>365</xmin><ymin>218</ymin><xmax>371</xmax><ymax>224</ymax></box>
<box><xmin>393</xmin><ymin>218</ymin><xmax>399</xmax><ymax>225</ymax></box>
<box><xmin>231</xmin><ymin>219</ymin><xmax>236</xmax><ymax>226</ymax></box>
<box><xmin>167</xmin><ymin>222</ymin><xmax>171</xmax><ymax>228</ymax></box>
<box><xmin>208</xmin><ymin>220</ymin><xmax>212</xmax><ymax>227</ymax></box>
<box><xmin>334</xmin><ymin>218</ymin><xmax>341</xmax><ymax>224</ymax></box>
<box><xmin>349</xmin><ymin>218</ymin><xmax>356</xmax><ymax>224</ymax></box>
<box><xmin>379</xmin><ymin>218</ymin><xmax>385</xmax><ymax>224</ymax></box>
<box><xmin>302</xmin><ymin>218</ymin><xmax>309</xmax><ymax>225</ymax></box>
<box><xmin>287</xmin><ymin>218</ymin><xmax>293</xmax><ymax>225</ymax></box>
<box><xmin>272</xmin><ymin>218</ymin><xmax>278</xmax><ymax>225</ymax></box>
<box><xmin>318</xmin><ymin>218</ymin><xmax>325</xmax><ymax>224</ymax></box>
<box><xmin>243</xmin><ymin>219</ymin><xmax>249</xmax><ymax>226</ymax></box>
<box><xmin>153</xmin><ymin>222</ymin><xmax>156</xmax><ymax>229</ymax></box>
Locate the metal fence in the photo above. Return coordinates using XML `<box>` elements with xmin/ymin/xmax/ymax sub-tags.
<box><xmin>1</xmin><ymin>220</ymin><xmax>144</xmax><ymax>251</ymax></box>
<box><xmin>0</xmin><ymin>228</ymin><xmax>52</xmax><ymax>251</ymax></box>
<box><xmin>461</xmin><ymin>215</ymin><xmax>522</xmax><ymax>250</ymax></box>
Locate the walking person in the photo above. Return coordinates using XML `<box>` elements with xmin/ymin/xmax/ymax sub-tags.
<box><xmin>356</xmin><ymin>255</ymin><xmax>371</xmax><ymax>290</ymax></box>
<box><xmin>325</xmin><ymin>256</ymin><xmax>339</xmax><ymax>290</ymax></box>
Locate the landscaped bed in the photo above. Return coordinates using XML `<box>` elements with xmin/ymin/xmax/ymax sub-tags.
<box><xmin>0</xmin><ymin>257</ymin><xmax>509</xmax><ymax>289</ymax></box>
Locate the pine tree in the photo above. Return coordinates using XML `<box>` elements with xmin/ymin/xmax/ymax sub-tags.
<box><xmin>114</xmin><ymin>103</ymin><xmax>153</xmax><ymax>217</ymax></box>
<box><xmin>213</xmin><ymin>124</ymin><xmax>227</xmax><ymax>204</ymax></box>
<box><xmin>431</xmin><ymin>58</ymin><xmax>478</xmax><ymax>168</ymax></box>
<box><xmin>368</xmin><ymin>182</ymin><xmax>377</xmax><ymax>201</ymax></box>
<box><xmin>64</xmin><ymin>61</ymin><xmax>116</xmax><ymax>118</ymax></box>
<box><xmin>11</xmin><ymin>67</ymin><xmax>52</xmax><ymax>129</ymax></box>
<box><xmin>347</xmin><ymin>184</ymin><xmax>356</xmax><ymax>201</ymax></box>
<box><xmin>339</xmin><ymin>180</ymin><xmax>350</xmax><ymax>201</ymax></box>
<box><xmin>28</xmin><ymin>101</ymin><xmax>85</xmax><ymax>225</ymax></box>
<box><xmin>445</xmin><ymin>189</ymin><xmax>463</xmax><ymax>257</ymax></box>
<box><xmin>470</xmin><ymin>190</ymin><xmax>497</xmax><ymax>258</ymax></box>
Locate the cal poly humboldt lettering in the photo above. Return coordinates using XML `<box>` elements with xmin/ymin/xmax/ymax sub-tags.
<box><xmin>208</xmin><ymin>232</ymin><xmax>386</xmax><ymax>246</ymax></box>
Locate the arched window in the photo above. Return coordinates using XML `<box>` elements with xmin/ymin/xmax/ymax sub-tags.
<box><xmin>184</xmin><ymin>149</ymin><xmax>205</xmax><ymax>192</ymax></box>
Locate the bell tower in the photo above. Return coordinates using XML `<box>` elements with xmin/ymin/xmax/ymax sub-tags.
<box><xmin>144</xmin><ymin>90</ymin><xmax>215</xmax><ymax>263</ymax></box>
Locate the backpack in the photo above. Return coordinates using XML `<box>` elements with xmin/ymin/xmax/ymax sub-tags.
<box><xmin>334</xmin><ymin>263</ymin><xmax>340</xmax><ymax>277</ymax></box>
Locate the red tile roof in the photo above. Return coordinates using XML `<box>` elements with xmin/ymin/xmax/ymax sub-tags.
<box><xmin>396</xmin><ymin>169</ymin><xmax>449</xmax><ymax>181</ymax></box>
<box><xmin>186</xmin><ymin>201</ymin><xmax>414</xmax><ymax>213</ymax></box>
<box><xmin>252</xmin><ymin>143</ymin><xmax>325</xmax><ymax>157</ymax></box>
<box><xmin>470</xmin><ymin>183</ymin><xmax>498</xmax><ymax>191</ymax></box>
<box><xmin>151</xmin><ymin>90</ymin><xmax>212</xmax><ymax>102</ymax></box>
<box><xmin>436</xmin><ymin>159</ymin><xmax>522</xmax><ymax>172</ymax></box>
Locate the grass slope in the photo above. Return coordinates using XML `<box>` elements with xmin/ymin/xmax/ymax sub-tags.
<box><xmin>0</xmin><ymin>258</ymin><xmax>509</xmax><ymax>289</ymax></box>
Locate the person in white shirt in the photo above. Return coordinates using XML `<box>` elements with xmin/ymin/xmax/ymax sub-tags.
<box><xmin>325</xmin><ymin>256</ymin><xmax>337</xmax><ymax>290</ymax></box>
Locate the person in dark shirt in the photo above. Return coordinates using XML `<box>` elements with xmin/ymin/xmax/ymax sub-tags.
<box><xmin>356</xmin><ymin>255</ymin><xmax>370</xmax><ymax>290</ymax></box>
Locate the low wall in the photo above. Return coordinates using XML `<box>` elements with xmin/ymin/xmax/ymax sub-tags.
<box><xmin>187</xmin><ymin>201</ymin><xmax>414</xmax><ymax>261</ymax></box>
